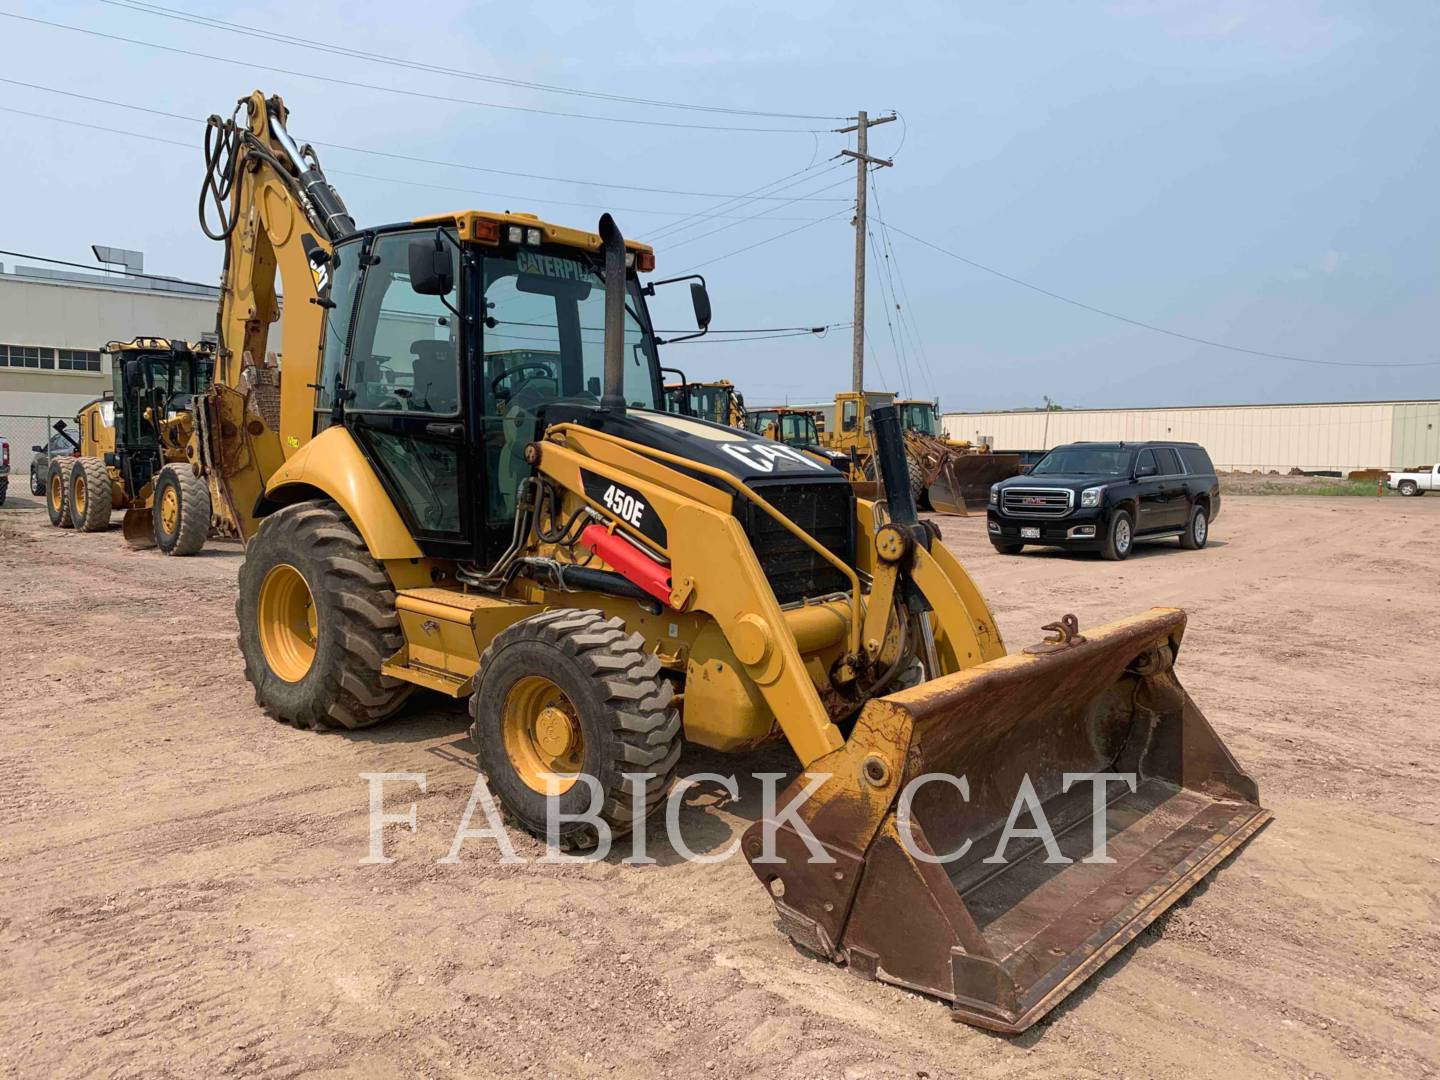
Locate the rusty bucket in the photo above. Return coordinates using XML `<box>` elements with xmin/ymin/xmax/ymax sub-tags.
<box><xmin>742</xmin><ymin>609</ymin><xmax>1269</xmax><ymax>1033</ymax></box>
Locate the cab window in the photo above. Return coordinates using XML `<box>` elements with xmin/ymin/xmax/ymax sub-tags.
<box><xmin>842</xmin><ymin>400</ymin><xmax>858</xmax><ymax>432</ymax></box>
<box><xmin>347</xmin><ymin>232</ymin><xmax>461</xmax><ymax>416</ymax></box>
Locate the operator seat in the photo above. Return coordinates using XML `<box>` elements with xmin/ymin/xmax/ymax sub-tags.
<box><xmin>409</xmin><ymin>339</ymin><xmax>457</xmax><ymax>413</ymax></box>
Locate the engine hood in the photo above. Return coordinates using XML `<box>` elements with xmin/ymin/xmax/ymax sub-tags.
<box><xmin>543</xmin><ymin>404</ymin><xmax>852</xmax><ymax>490</ymax></box>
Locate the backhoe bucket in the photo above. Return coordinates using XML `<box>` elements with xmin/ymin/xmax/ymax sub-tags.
<box><xmin>743</xmin><ymin>608</ymin><xmax>1269</xmax><ymax>1033</ymax></box>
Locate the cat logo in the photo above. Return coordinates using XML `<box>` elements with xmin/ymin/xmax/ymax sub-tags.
<box><xmin>301</xmin><ymin>234</ymin><xmax>330</xmax><ymax>295</ymax></box>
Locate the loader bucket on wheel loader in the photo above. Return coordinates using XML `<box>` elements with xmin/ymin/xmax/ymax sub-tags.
<box><xmin>742</xmin><ymin>607</ymin><xmax>1269</xmax><ymax>1034</ymax></box>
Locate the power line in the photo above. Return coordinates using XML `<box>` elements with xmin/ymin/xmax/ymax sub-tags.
<box><xmin>0</xmin><ymin>12</ymin><xmax>830</xmax><ymax>134</ymax></box>
<box><xmin>881</xmin><ymin>222</ymin><xmax>1440</xmax><ymax>370</ymax></box>
<box><xmin>673</xmin><ymin>208</ymin><xmax>852</xmax><ymax>275</ymax></box>
<box><xmin>96</xmin><ymin>0</ymin><xmax>844</xmax><ymax>121</ymax></box>
<box><xmin>867</xmin><ymin>225</ymin><xmax>911</xmax><ymax>396</ymax></box>
<box><xmin>667</xmin><ymin>328</ymin><xmax>845</xmax><ymax>344</ymax></box>
<box><xmin>0</xmin><ymin>77</ymin><xmax>851</xmax><ymax>203</ymax></box>
<box><xmin>0</xmin><ymin>106</ymin><xmax>829</xmax><ymax>224</ymax></box>
<box><xmin>645</xmin><ymin>163</ymin><xmax>838</xmax><ymax>243</ymax></box>
<box><xmin>663</xmin><ymin>168</ymin><xmax>853</xmax><ymax>251</ymax></box>
<box><xmin>869</xmin><ymin>172</ymin><xmax>937</xmax><ymax>396</ymax></box>
<box><xmin>0</xmin><ymin>248</ymin><xmax>214</xmax><ymax>289</ymax></box>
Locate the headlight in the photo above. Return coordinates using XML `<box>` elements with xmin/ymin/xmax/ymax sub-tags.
<box><xmin>989</xmin><ymin>486</ymin><xmax>999</xmax><ymax>505</ymax></box>
<box><xmin>1081</xmin><ymin>486</ymin><xmax>1105</xmax><ymax>508</ymax></box>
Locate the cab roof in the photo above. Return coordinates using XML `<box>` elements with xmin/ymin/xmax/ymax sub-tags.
<box><xmin>411</xmin><ymin>210</ymin><xmax>655</xmax><ymax>258</ymax></box>
<box><xmin>103</xmin><ymin>337</ymin><xmax>214</xmax><ymax>354</ymax></box>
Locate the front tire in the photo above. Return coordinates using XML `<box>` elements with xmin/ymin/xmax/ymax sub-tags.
<box><xmin>470</xmin><ymin>609</ymin><xmax>682</xmax><ymax>850</ymax></box>
<box><xmin>31</xmin><ymin>465</ymin><xmax>45</xmax><ymax>496</ymax></box>
<box><xmin>46</xmin><ymin>460</ymin><xmax>74</xmax><ymax>528</ymax></box>
<box><xmin>237</xmin><ymin>500</ymin><xmax>414</xmax><ymax>730</ymax></box>
<box><xmin>1101</xmin><ymin>509</ymin><xmax>1134</xmax><ymax>561</ymax></box>
<box><xmin>70</xmin><ymin>458</ymin><xmax>113</xmax><ymax>532</ymax></box>
<box><xmin>152</xmin><ymin>464</ymin><xmax>211</xmax><ymax>555</ymax></box>
<box><xmin>1179</xmin><ymin>505</ymin><xmax>1209</xmax><ymax>550</ymax></box>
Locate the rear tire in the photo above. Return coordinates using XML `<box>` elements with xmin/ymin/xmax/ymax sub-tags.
<box><xmin>237</xmin><ymin>500</ymin><xmax>414</xmax><ymax>730</ymax></box>
<box><xmin>470</xmin><ymin>609</ymin><xmax>682</xmax><ymax>850</ymax></box>
<box><xmin>992</xmin><ymin>542</ymin><xmax>1025</xmax><ymax>555</ymax></box>
<box><xmin>1179</xmin><ymin>505</ymin><xmax>1209</xmax><ymax>550</ymax></box>
<box><xmin>0</xmin><ymin>478</ymin><xmax>7</xmax><ymax>506</ymax></box>
<box><xmin>152</xmin><ymin>464</ymin><xmax>210</xmax><ymax>556</ymax></box>
<box><xmin>1100</xmin><ymin>509</ymin><xmax>1134</xmax><ymax>561</ymax></box>
<box><xmin>1398</xmin><ymin>480</ymin><xmax>1418</xmax><ymax>496</ymax></box>
<box><xmin>70</xmin><ymin>458</ymin><xmax>112</xmax><ymax>532</ymax></box>
<box><xmin>46</xmin><ymin>460</ymin><xmax>74</xmax><ymax>528</ymax></box>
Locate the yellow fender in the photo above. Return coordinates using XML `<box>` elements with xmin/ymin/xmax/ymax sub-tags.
<box><xmin>264</xmin><ymin>426</ymin><xmax>422</xmax><ymax>560</ymax></box>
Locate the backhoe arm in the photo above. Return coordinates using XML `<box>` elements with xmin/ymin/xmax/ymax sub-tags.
<box><xmin>196</xmin><ymin>91</ymin><xmax>357</xmax><ymax>538</ymax></box>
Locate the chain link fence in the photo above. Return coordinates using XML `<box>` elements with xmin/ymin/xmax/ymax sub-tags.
<box><xmin>0</xmin><ymin>413</ymin><xmax>80</xmax><ymax>496</ymax></box>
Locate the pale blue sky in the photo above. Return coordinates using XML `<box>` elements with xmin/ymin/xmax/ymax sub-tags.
<box><xmin>1</xmin><ymin>0</ymin><xmax>1435</xmax><ymax>408</ymax></box>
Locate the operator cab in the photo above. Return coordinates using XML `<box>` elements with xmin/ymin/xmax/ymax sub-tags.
<box><xmin>313</xmin><ymin>211</ymin><xmax>705</xmax><ymax>562</ymax></box>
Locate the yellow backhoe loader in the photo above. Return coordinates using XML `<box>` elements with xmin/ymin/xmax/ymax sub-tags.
<box><xmin>195</xmin><ymin>91</ymin><xmax>1268</xmax><ymax>1033</ymax></box>
<box><xmin>46</xmin><ymin>338</ymin><xmax>218</xmax><ymax>553</ymax></box>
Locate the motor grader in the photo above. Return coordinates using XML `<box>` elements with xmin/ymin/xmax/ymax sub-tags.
<box><xmin>195</xmin><ymin>90</ymin><xmax>1268</xmax><ymax>1033</ymax></box>
<box><xmin>45</xmin><ymin>338</ymin><xmax>218</xmax><ymax>554</ymax></box>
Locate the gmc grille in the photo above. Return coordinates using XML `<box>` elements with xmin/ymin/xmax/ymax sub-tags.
<box><xmin>1001</xmin><ymin>487</ymin><xmax>1073</xmax><ymax>517</ymax></box>
<box><xmin>740</xmin><ymin>479</ymin><xmax>854</xmax><ymax>605</ymax></box>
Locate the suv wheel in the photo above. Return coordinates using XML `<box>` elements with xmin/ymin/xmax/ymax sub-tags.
<box><xmin>1179</xmin><ymin>505</ymin><xmax>1208</xmax><ymax>550</ymax></box>
<box><xmin>1101</xmin><ymin>509</ymin><xmax>1133</xmax><ymax>561</ymax></box>
<box><xmin>30</xmin><ymin>463</ymin><xmax>45</xmax><ymax>496</ymax></box>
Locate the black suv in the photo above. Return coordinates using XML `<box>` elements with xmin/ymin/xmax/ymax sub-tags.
<box><xmin>987</xmin><ymin>441</ymin><xmax>1219</xmax><ymax>560</ymax></box>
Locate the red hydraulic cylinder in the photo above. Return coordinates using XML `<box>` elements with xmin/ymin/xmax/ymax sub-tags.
<box><xmin>577</xmin><ymin>523</ymin><xmax>673</xmax><ymax>607</ymax></box>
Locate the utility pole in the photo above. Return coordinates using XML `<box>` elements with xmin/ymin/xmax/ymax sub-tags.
<box><xmin>836</xmin><ymin>111</ymin><xmax>895</xmax><ymax>394</ymax></box>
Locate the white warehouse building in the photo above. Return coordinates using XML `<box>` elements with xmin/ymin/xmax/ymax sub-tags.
<box><xmin>942</xmin><ymin>400</ymin><xmax>1440</xmax><ymax>475</ymax></box>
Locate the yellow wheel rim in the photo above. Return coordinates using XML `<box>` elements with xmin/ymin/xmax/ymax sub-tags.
<box><xmin>49</xmin><ymin>473</ymin><xmax>63</xmax><ymax>512</ymax></box>
<box><xmin>73</xmin><ymin>475</ymin><xmax>86</xmax><ymax>515</ymax></box>
<box><xmin>501</xmin><ymin>676</ymin><xmax>584</xmax><ymax>794</ymax></box>
<box><xmin>160</xmin><ymin>484</ymin><xmax>180</xmax><ymax>534</ymax></box>
<box><xmin>257</xmin><ymin>564</ymin><xmax>317</xmax><ymax>683</ymax></box>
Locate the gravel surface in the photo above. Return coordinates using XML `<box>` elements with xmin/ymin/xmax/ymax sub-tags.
<box><xmin>1</xmin><ymin>491</ymin><xmax>1436</xmax><ymax>1079</ymax></box>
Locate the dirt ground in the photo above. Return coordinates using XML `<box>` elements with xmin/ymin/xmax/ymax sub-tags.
<box><xmin>1</xmin><ymin>492</ymin><xmax>1436</xmax><ymax>1080</ymax></box>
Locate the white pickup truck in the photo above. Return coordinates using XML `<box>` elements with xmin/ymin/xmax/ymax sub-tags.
<box><xmin>1387</xmin><ymin>464</ymin><xmax>1439</xmax><ymax>497</ymax></box>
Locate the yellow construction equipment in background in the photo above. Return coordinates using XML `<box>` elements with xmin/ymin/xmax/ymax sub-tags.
<box><xmin>193</xmin><ymin>90</ymin><xmax>1269</xmax><ymax>1033</ymax></box>
<box><xmin>663</xmin><ymin>378</ymin><xmax>748</xmax><ymax>428</ymax></box>
<box><xmin>46</xmin><ymin>338</ymin><xmax>219</xmax><ymax>553</ymax></box>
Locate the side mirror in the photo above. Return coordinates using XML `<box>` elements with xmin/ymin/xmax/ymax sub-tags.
<box><xmin>1136</xmin><ymin>463</ymin><xmax>1156</xmax><ymax>478</ymax></box>
<box><xmin>31</xmin><ymin>445</ymin><xmax>42</xmax><ymax>453</ymax></box>
<box><xmin>408</xmin><ymin>233</ymin><xmax>453</xmax><ymax>297</ymax></box>
<box><xmin>690</xmin><ymin>281</ymin><xmax>712</xmax><ymax>330</ymax></box>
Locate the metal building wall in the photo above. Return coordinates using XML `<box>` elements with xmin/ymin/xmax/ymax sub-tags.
<box><xmin>942</xmin><ymin>401</ymin><xmax>1438</xmax><ymax>473</ymax></box>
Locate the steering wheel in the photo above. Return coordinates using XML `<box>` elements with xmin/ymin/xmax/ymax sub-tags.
<box><xmin>490</xmin><ymin>363</ymin><xmax>555</xmax><ymax>399</ymax></box>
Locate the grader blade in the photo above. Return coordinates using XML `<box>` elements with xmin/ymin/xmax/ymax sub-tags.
<box><xmin>743</xmin><ymin>608</ymin><xmax>1269</xmax><ymax>1034</ymax></box>
<box><xmin>121</xmin><ymin>507</ymin><xmax>156</xmax><ymax>548</ymax></box>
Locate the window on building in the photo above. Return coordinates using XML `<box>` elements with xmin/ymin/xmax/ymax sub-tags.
<box><xmin>57</xmin><ymin>349</ymin><xmax>102</xmax><ymax>372</ymax></box>
<box><xmin>0</xmin><ymin>345</ymin><xmax>98</xmax><ymax>371</ymax></box>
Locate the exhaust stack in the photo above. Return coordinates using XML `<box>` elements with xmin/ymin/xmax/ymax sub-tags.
<box><xmin>598</xmin><ymin>214</ymin><xmax>627</xmax><ymax>413</ymax></box>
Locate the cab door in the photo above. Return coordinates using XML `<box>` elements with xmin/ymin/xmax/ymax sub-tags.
<box><xmin>341</xmin><ymin>228</ymin><xmax>473</xmax><ymax>557</ymax></box>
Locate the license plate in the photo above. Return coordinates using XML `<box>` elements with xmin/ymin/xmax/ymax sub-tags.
<box><xmin>1021</xmin><ymin>527</ymin><xmax>1041</xmax><ymax>539</ymax></box>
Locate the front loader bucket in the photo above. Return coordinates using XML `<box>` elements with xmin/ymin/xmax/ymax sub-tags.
<box><xmin>742</xmin><ymin>608</ymin><xmax>1269</xmax><ymax>1033</ymax></box>
<box><xmin>121</xmin><ymin>507</ymin><xmax>155</xmax><ymax>548</ymax></box>
<box><xmin>926</xmin><ymin>468</ymin><xmax>968</xmax><ymax>516</ymax></box>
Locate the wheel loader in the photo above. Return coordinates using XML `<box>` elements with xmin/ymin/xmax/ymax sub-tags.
<box><xmin>749</xmin><ymin>406</ymin><xmax>849</xmax><ymax>471</ymax></box>
<box><xmin>196</xmin><ymin>90</ymin><xmax>1269</xmax><ymax>1033</ymax></box>
<box><xmin>663</xmin><ymin>378</ymin><xmax>748</xmax><ymax>428</ymax></box>
<box><xmin>45</xmin><ymin>338</ymin><xmax>219</xmax><ymax>554</ymax></box>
